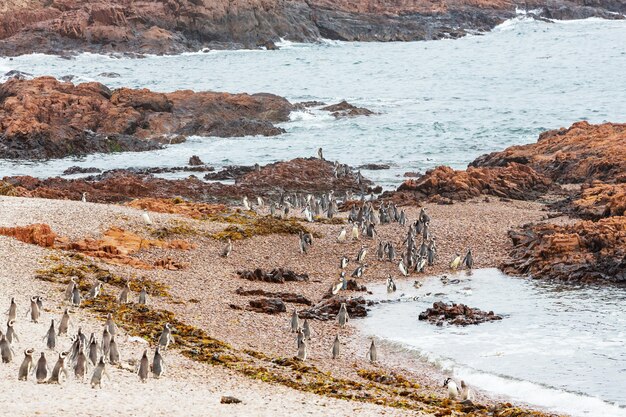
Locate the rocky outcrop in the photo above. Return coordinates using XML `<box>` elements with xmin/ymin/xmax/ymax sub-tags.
<box><xmin>554</xmin><ymin>182</ymin><xmax>626</xmax><ymax>220</ymax></box>
<box><xmin>235</xmin><ymin>287</ymin><xmax>312</xmax><ymax>305</ymax></box>
<box><xmin>471</xmin><ymin>122</ymin><xmax>626</xmax><ymax>184</ymax></box>
<box><xmin>247</xmin><ymin>298</ymin><xmax>287</xmax><ymax>314</ymax></box>
<box><xmin>0</xmin><ymin>77</ymin><xmax>292</xmax><ymax>159</ymax></box>
<box><xmin>418</xmin><ymin>301</ymin><xmax>502</xmax><ymax>326</ymax></box>
<box><xmin>390</xmin><ymin>163</ymin><xmax>551</xmax><ymax>203</ymax></box>
<box><xmin>321</xmin><ymin>101</ymin><xmax>373</xmax><ymax>118</ymax></box>
<box><xmin>502</xmin><ymin>217</ymin><xmax>626</xmax><ymax>283</ymax></box>
<box><xmin>299</xmin><ymin>296</ymin><xmax>371</xmax><ymax>320</ymax></box>
<box><xmin>236</xmin><ymin>268</ymin><xmax>310</xmax><ymax>284</ymax></box>
<box><xmin>0</xmin><ymin>223</ymin><xmax>57</xmax><ymax>247</ymax></box>
<box><xmin>0</xmin><ymin>0</ymin><xmax>622</xmax><ymax>56</ymax></box>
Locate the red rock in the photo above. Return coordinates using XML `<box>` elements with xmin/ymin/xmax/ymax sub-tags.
<box><xmin>418</xmin><ymin>301</ymin><xmax>502</xmax><ymax>326</ymax></box>
<box><xmin>0</xmin><ymin>223</ymin><xmax>57</xmax><ymax>247</ymax></box>
<box><xmin>0</xmin><ymin>77</ymin><xmax>292</xmax><ymax>159</ymax></box>
<box><xmin>502</xmin><ymin>216</ymin><xmax>626</xmax><ymax>283</ymax></box>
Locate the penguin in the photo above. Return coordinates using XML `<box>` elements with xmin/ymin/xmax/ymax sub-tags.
<box><xmin>48</xmin><ymin>351</ymin><xmax>69</xmax><ymax>384</ymax></box>
<box><xmin>138</xmin><ymin>287</ymin><xmax>148</xmax><ymax>305</ymax></box>
<box><xmin>290</xmin><ymin>310</ymin><xmax>299</xmax><ymax>333</ymax></box>
<box><xmin>386</xmin><ymin>275</ymin><xmax>397</xmax><ymax>293</ymax></box>
<box><xmin>73</xmin><ymin>346</ymin><xmax>88</xmax><ymax>382</ymax></box>
<box><xmin>367</xmin><ymin>340</ymin><xmax>377</xmax><ymax>363</ymax></box>
<box><xmin>303</xmin><ymin>205</ymin><xmax>314</xmax><ymax>222</ymax></box>
<box><xmin>7</xmin><ymin>297</ymin><xmax>17</xmax><ymax>322</ymax></box>
<box><xmin>101</xmin><ymin>326</ymin><xmax>112</xmax><ymax>357</ymax></box>
<box><xmin>351</xmin><ymin>264</ymin><xmax>365</xmax><ymax>278</ymax></box>
<box><xmin>108</xmin><ymin>335</ymin><xmax>120</xmax><ymax>365</ymax></box>
<box><xmin>332</xmin><ymin>335</ymin><xmax>340</xmax><ymax>359</ymax></box>
<box><xmin>0</xmin><ymin>334</ymin><xmax>14</xmax><ymax>363</ymax></box>
<box><xmin>90</xmin><ymin>357</ymin><xmax>108</xmax><ymax>389</ymax></box>
<box><xmin>106</xmin><ymin>313</ymin><xmax>118</xmax><ymax>336</ymax></box>
<box><xmin>142</xmin><ymin>209</ymin><xmax>153</xmax><ymax>225</ymax></box>
<box><xmin>36</xmin><ymin>296</ymin><xmax>44</xmax><ymax>311</ymax></box>
<box><xmin>6</xmin><ymin>319</ymin><xmax>19</xmax><ymax>344</ymax></box>
<box><xmin>44</xmin><ymin>319</ymin><xmax>56</xmax><ymax>350</ymax></box>
<box><xmin>387</xmin><ymin>242</ymin><xmax>396</xmax><ymax>262</ymax></box>
<box><xmin>158</xmin><ymin>323</ymin><xmax>174</xmax><ymax>349</ymax></box>
<box><xmin>138</xmin><ymin>349</ymin><xmax>150</xmax><ymax>383</ymax></box>
<box><xmin>65</xmin><ymin>278</ymin><xmax>77</xmax><ymax>302</ymax></box>
<box><xmin>337</xmin><ymin>227</ymin><xmax>347</xmax><ymax>243</ymax></box>
<box><xmin>88</xmin><ymin>333</ymin><xmax>99</xmax><ymax>366</ymax></box>
<box><xmin>81</xmin><ymin>192</ymin><xmax>87</xmax><ymax>203</ymax></box>
<box><xmin>71</xmin><ymin>285</ymin><xmax>82</xmax><ymax>307</ymax></box>
<box><xmin>450</xmin><ymin>253</ymin><xmax>462</xmax><ymax>271</ymax></box>
<box><xmin>356</xmin><ymin>246</ymin><xmax>367</xmax><ymax>263</ymax></box>
<box><xmin>242</xmin><ymin>196</ymin><xmax>251</xmax><ymax>211</ymax></box>
<box><xmin>460</xmin><ymin>380</ymin><xmax>473</xmax><ymax>401</ymax></box>
<box><xmin>419</xmin><ymin>207</ymin><xmax>430</xmax><ymax>224</ymax></box>
<box><xmin>299</xmin><ymin>232</ymin><xmax>310</xmax><ymax>254</ymax></box>
<box><xmin>118</xmin><ymin>281</ymin><xmax>130</xmax><ymax>304</ymax></box>
<box><xmin>443</xmin><ymin>378</ymin><xmax>459</xmax><ymax>399</ymax></box>
<box><xmin>339</xmin><ymin>256</ymin><xmax>349</xmax><ymax>269</ymax></box>
<box><xmin>28</xmin><ymin>296</ymin><xmax>40</xmax><ymax>323</ymax></box>
<box><xmin>415</xmin><ymin>255</ymin><xmax>427</xmax><ymax>273</ymax></box>
<box><xmin>462</xmin><ymin>249</ymin><xmax>474</xmax><ymax>269</ymax></box>
<box><xmin>297</xmin><ymin>339</ymin><xmax>308</xmax><ymax>361</ymax></box>
<box><xmin>152</xmin><ymin>346</ymin><xmax>165</xmax><ymax>378</ymax></box>
<box><xmin>58</xmin><ymin>309</ymin><xmax>70</xmax><ymax>336</ymax></box>
<box><xmin>220</xmin><ymin>238</ymin><xmax>233</xmax><ymax>258</ymax></box>
<box><xmin>88</xmin><ymin>282</ymin><xmax>103</xmax><ymax>300</ymax></box>
<box><xmin>398</xmin><ymin>259</ymin><xmax>408</xmax><ymax>277</ymax></box>
<box><xmin>35</xmin><ymin>352</ymin><xmax>49</xmax><ymax>383</ymax></box>
<box><xmin>376</xmin><ymin>241</ymin><xmax>385</xmax><ymax>261</ymax></box>
<box><xmin>340</xmin><ymin>271</ymin><xmax>348</xmax><ymax>290</ymax></box>
<box><xmin>18</xmin><ymin>348</ymin><xmax>35</xmax><ymax>381</ymax></box>
<box><xmin>302</xmin><ymin>319</ymin><xmax>311</xmax><ymax>341</ymax></box>
<box><xmin>337</xmin><ymin>303</ymin><xmax>349</xmax><ymax>328</ymax></box>
<box><xmin>317</xmin><ymin>147</ymin><xmax>324</xmax><ymax>160</ymax></box>
<box><xmin>351</xmin><ymin>223</ymin><xmax>359</xmax><ymax>240</ymax></box>
<box><xmin>257</xmin><ymin>196</ymin><xmax>264</xmax><ymax>208</ymax></box>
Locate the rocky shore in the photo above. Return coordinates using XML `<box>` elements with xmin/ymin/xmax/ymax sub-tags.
<box><xmin>0</xmin><ymin>0</ymin><xmax>624</xmax><ymax>56</ymax></box>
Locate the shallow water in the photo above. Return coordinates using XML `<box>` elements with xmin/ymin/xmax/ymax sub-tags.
<box><xmin>357</xmin><ymin>269</ymin><xmax>626</xmax><ymax>417</ymax></box>
<box><xmin>1</xmin><ymin>17</ymin><xmax>626</xmax><ymax>188</ymax></box>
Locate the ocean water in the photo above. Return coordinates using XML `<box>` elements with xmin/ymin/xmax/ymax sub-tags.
<box><xmin>0</xmin><ymin>17</ymin><xmax>625</xmax><ymax>188</ymax></box>
<box><xmin>0</xmin><ymin>16</ymin><xmax>625</xmax><ymax>415</ymax></box>
<box><xmin>358</xmin><ymin>269</ymin><xmax>626</xmax><ymax>417</ymax></box>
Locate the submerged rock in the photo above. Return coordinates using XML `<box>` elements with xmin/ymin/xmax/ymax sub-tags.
<box><xmin>321</xmin><ymin>101</ymin><xmax>373</xmax><ymax>118</ymax></box>
<box><xmin>502</xmin><ymin>216</ymin><xmax>626</xmax><ymax>283</ymax></box>
<box><xmin>418</xmin><ymin>301</ymin><xmax>502</xmax><ymax>326</ymax></box>
<box><xmin>299</xmin><ymin>296</ymin><xmax>371</xmax><ymax>320</ymax></box>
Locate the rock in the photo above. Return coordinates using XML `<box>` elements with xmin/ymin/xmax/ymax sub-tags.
<box><xmin>0</xmin><ymin>1</ymin><xmax>621</xmax><ymax>56</ymax></box>
<box><xmin>0</xmin><ymin>77</ymin><xmax>292</xmax><ymax>159</ymax></box>
<box><xmin>126</xmin><ymin>198</ymin><xmax>228</xmax><ymax>219</ymax></box>
<box><xmin>62</xmin><ymin>166</ymin><xmax>102</xmax><ymax>175</ymax></box>
<box><xmin>321</xmin><ymin>101</ymin><xmax>374</xmax><ymax>118</ymax></box>
<box><xmin>220</xmin><ymin>396</ymin><xmax>242</xmax><ymax>404</ymax></box>
<box><xmin>247</xmin><ymin>298</ymin><xmax>286</xmax><ymax>314</ymax></box>
<box><xmin>501</xmin><ymin>216</ymin><xmax>626</xmax><ymax>283</ymax></box>
<box><xmin>299</xmin><ymin>296</ymin><xmax>371</xmax><ymax>320</ymax></box>
<box><xmin>293</xmin><ymin>101</ymin><xmax>326</xmax><ymax>110</ymax></box>
<box><xmin>204</xmin><ymin>166</ymin><xmax>256</xmax><ymax>181</ymax></box>
<box><xmin>0</xmin><ymin>224</ymin><xmax>57</xmax><ymax>247</ymax></box>
<box><xmin>236</xmin><ymin>268</ymin><xmax>309</xmax><ymax>284</ymax></box>
<box><xmin>3</xmin><ymin>70</ymin><xmax>32</xmax><ymax>80</ymax></box>
<box><xmin>188</xmin><ymin>155</ymin><xmax>204</xmax><ymax>166</ymax></box>
<box><xmin>257</xmin><ymin>40</ymin><xmax>279</xmax><ymax>50</ymax></box>
<box><xmin>418</xmin><ymin>301</ymin><xmax>502</xmax><ymax>326</ymax></box>
<box><xmin>471</xmin><ymin>122</ymin><xmax>626</xmax><ymax>184</ymax></box>
<box><xmin>553</xmin><ymin>182</ymin><xmax>626</xmax><ymax>220</ymax></box>
<box><xmin>387</xmin><ymin>163</ymin><xmax>551</xmax><ymax>204</ymax></box>
<box><xmin>235</xmin><ymin>287</ymin><xmax>312</xmax><ymax>305</ymax></box>
<box><xmin>98</xmin><ymin>72</ymin><xmax>121</xmax><ymax>78</ymax></box>
<box><xmin>358</xmin><ymin>164</ymin><xmax>390</xmax><ymax>170</ymax></box>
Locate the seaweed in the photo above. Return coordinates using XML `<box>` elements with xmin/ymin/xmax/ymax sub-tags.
<box><xmin>210</xmin><ymin>215</ymin><xmax>318</xmax><ymax>241</ymax></box>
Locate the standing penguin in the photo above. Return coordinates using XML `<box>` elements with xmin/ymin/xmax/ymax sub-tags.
<box><xmin>0</xmin><ymin>334</ymin><xmax>14</xmax><ymax>363</ymax></box>
<box><xmin>220</xmin><ymin>239</ymin><xmax>233</xmax><ymax>258</ymax></box>
<box><xmin>152</xmin><ymin>346</ymin><xmax>165</xmax><ymax>378</ymax></box>
<box><xmin>6</xmin><ymin>319</ymin><xmax>19</xmax><ymax>343</ymax></box>
<box><xmin>44</xmin><ymin>319</ymin><xmax>56</xmax><ymax>350</ymax></box>
<box><xmin>48</xmin><ymin>351</ymin><xmax>69</xmax><ymax>384</ymax></box>
<box><xmin>138</xmin><ymin>349</ymin><xmax>150</xmax><ymax>383</ymax></box>
<box><xmin>74</xmin><ymin>347</ymin><xmax>88</xmax><ymax>382</ymax></box>
<box><xmin>138</xmin><ymin>287</ymin><xmax>148</xmax><ymax>305</ymax></box>
<box><xmin>302</xmin><ymin>319</ymin><xmax>311</xmax><ymax>341</ymax></box>
<box><xmin>386</xmin><ymin>275</ymin><xmax>397</xmax><ymax>293</ymax></box>
<box><xmin>118</xmin><ymin>281</ymin><xmax>130</xmax><ymax>304</ymax></box>
<box><xmin>297</xmin><ymin>339</ymin><xmax>308</xmax><ymax>361</ymax></box>
<box><xmin>65</xmin><ymin>278</ymin><xmax>77</xmax><ymax>302</ymax></box>
<box><xmin>90</xmin><ymin>357</ymin><xmax>108</xmax><ymax>389</ymax></box>
<box><xmin>332</xmin><ymin>335</ymin><xmax>340</xmax><ymax>359</ymax></box>
<box><xmin>18</xmin><ymin>348</ymin><xmax>35</xmax><ymax>381</ymax></box>
<box><xmin>450</xmin><ymin>253</ymin><xmax>462</xmax><ymax>271</ymax></box>
<box><xmin>35</xmin><ymin>352</ymin><xmax>50</xmax><ymax>383</ymax></box>
<box><xmin>81</xmin><ymin>192</ymin><xmax>87</xmax><ymax>203</ymax></box>
<box><xmin>337</xmin><ymin>303</ymin><xmax>349</xmax><ymax>328</ymax></box>
<box><xmin>142</xmin><ymin>209</ymin><xmax>153</xmax><ymax>225</ymax></box>
<box><xmin>106</xmin><ymin>313</ymin><xmax>118</xmax><ymax>336</ymax></box>
<box><xmin>290</xmin><ymin>310</ymin><xmax>299</xmax><ymax>333</ymax></box>
<box><xmin>367</xmin><ymin>340</ymin><xmax>377</xmax><ymax>363</ymax></box>
<box><xmin>462</xmin><ymin>249</ymin><xmax>474</xmax><ymax>269</ymax></box>
<box><xmin>101</xmin><ymin>326</ymin><xmax>112</xmax><ymax>357</ymax></box>
<box><xmin>108</xmin><ymin>335</ymin><xmax>120</xmax><ymax>365</ymax></box>
<box><xmin>58</xmin><ymin>309</ymin><xmax>71</xmax><ymax>336</ymax></box>
<box><xmin>7</xmin><ymin>297</ymin><xmax>17</xmax><ymax>322</ymax></box>
<box><xmin>88</xmin><ymin>333</ymin><xmax>99</xmax><ymax>366</ymax></box>
<box><xmin>443</xmin><ymin>378</ymin><xmax>459</xmax><ymax>399</ymax></box>
<box><xmin>158</xmin><ymin>323</ymin><xmax>174</xmax><ymax>349</ymax></box>
<box><xmin>71</xmin><ymin>285</ymin><xmax>81</xmax><ymax>307</ymax></box>
<box><xmin>28</xmin><ymin>296</ymin><xmax>40</xmax><ymax>323</ymax></box>
<box><xmin>460</xmin><ymin>380</ymin><xmax>473</xmax><ymax>401</ymax></box>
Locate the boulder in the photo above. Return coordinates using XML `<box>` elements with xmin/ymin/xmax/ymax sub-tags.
<box><xmin>418</xmin><ymin>301</ymin><xmax>502</xmax><ymax>326</ymax></box>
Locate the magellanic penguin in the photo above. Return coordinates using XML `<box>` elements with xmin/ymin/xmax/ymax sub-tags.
<box><xmin>398</xmin><ymin>259</ymin><xmax>408</xmax><ymax>277</ymax></box>
<box><xmin>220</xmin><ymin>238</ymin><xmax>233</xmax><ymax>258</ymax></box>
<box><xmin>443</xmin><ymin>377</ymin><xmax>459</xmax><ymax>399</ymax></box>
<box><xmin>28</xmin><ymin>296</ymin><xmax>40</xmax><ymax>323</ymax></box>
<box><xmin>450</xmin><ymin>253</ymin><xmax>462</xmax><ymax>271</ymax></box>
<box><xmin>367</xmin><ymin>340</ymin><xmax>377</xmax><ymax>363</ymax></box>
<box><xmin>58</xmin><ymin>309</ymin><xmax>70</xmax><ymax>336</ymax></box>
<box><xmin>158</xmin><ymin>323</ymin><xmax>174</xmax><ymax>349</ymax></box>
<box><xmin>81</xmin><ymin>192</ymin><xmax>87</xmax><ymax>203</ymax></box>
<box><xmin>337</xmin><ymin>227</ymin><xmax>347</xmax><ymax>243</ymax></box>
<box><xmin>460</xmin><ymin>380</ymin><xmax>473</xmax><ymax>401</ymax></box>
<box><xmin>337</xmin><ymin>303</ymin><xmax>349</xmax><ymax>328</ymax></box>
<box><xmin>44</xmin><ymin>319</ymin><xmax>56</xmax><ymax>350</ymax></box>
<box><xmin>35</xmin><ymin>352</ymin><xmax>50</xmax><ymax>383</ymax></box>
<box><xmin>290</xmin><ymin>309</ymin><xmax>300</xmax><ymax>333</ymax></box>
<box><xmin>138</xmin><ymin>349</ymin><xmax>150</xmax><ymax>383</ymax></box>
<box><xmin>6</xmin><ymin>319</ymin><xmax>19</xmax><ymax>343</ymax></box>
<box><xmin>302</xmin><ymin>319</ymin><xmax>311</xmax><ymax>341</ymax></box>
<box><xmin>18</xmin><ymin>348</ymin><xmax>35</xmax><ymax>381</ymax></box>
<box><xmin>297</xmin><ymin>339</ymin><xmax>308</xmax><ymax>361</ymax></box>
<box><xmin>71</xmin><ymin>285</ymin><xmax>82</xmax><ymax>307</ymax></box>
<box><xmin>65</xmin><ymin>278</ymin><xmax>77</xmax><ymax>302</ymax></box>
<box><xmin>118</xmin><ymin>281</ymin><xmax>131</xmax><ymax>304</ymax></box>
<box><xmin>339</xmin><ymin>256</ymin><xmax>349</xmax><ymax>269</ymax></box>
<box><xmin>462</xmin><ymin>249</ymin><xmax>474</xmax><ymax>269</ymax></box>
<box><xmin>0</xmin><ymin>333</ymin><xmax>14</xmax><ymax>363</ymax></box>
<box><xmin>138</xmin><ymin>287</ymin><xmax>148</xmax><ymax>305</ymax></box>
<box><xmin>48</xmin><ymin>351</ymin><xmax>69</xmax><ymax>384</ymax></box>
<box><xmin>90</xmin><ymin>357</ymin><xmax>108</xmax><ymax>389</ymax></box>
<box><xmin>386</xmin><ymin>275</ymin><xmax>397</xmax><ymax>293</ymax></box>
<box><xmin>7</xmin><ymin>297</ymin><xmax>17</xmax><ymax>322</ymax></box>
<box><xmin>152</xmin><ymin>346</ymin><xmax>165</xmax><ymax>378</ymax></box>
<box><xmin>142</xmin><ymin>209</ymin><xmax>153</xmax><ymax>225</ymax></box>
<box><xmin>332</xmin><ymin>335</ymin><xmax>340</xmax><ymax>359</ymax></box>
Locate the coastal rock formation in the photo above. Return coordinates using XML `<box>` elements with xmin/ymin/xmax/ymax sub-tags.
<box><xmin>471</xmin><ymin>122</ymin><xmax>626</xmax><ymax>184</ymax></box>
<box><xmin>391</xmin><ymin>163</ymin><xmax>551</xmax><ymax>203</ymax></box>
<box><xmin>321</xmin><ymin>101</ymin><xmax>374</xmax><ymax>118</ymax></box>
<box><xmin>247</xmin><ymin>298</ymin><xmax>287</xmax><ymax>314</ymax></box>
<box><xmin>0</xmin><ymin>223</ymin><xmax>57</xmax><ymax>247</ymax></box>
<box><xmin>0</xmin><ymin>0</ymin><xmax>622</xmax><ymax>56</ymax></box>
<box><xmin>502</xmin><ymin>216</ymin><xmax>626</xmax><ymax>283</ymax></box>
<box><xmin>419</xmin><ymin>301</ymin><xmax>502</xmax><ymax>326</ymax></box>
<box><xmin>235</xmin><ymin>287</ymin><xmax>312</xmax><ymax>305</ymax></box>
<box><xmin>237</xmin><ymin>268</ymin><xmax>310</xmax><ymax>284</ymax></box>
<box><xmin>0</xmin><ymin>77</ymin><xmax>292</xmax><ymax>159</ymax></box>
<box><xmin>555</xmin><ymin>182</ymin><xmax>626</xmax><ymax>220</ymax></box>
<box><xmin>299</xmin><ymin>296</ymin><xmax>371</xmax><ymax>320</ymax></box>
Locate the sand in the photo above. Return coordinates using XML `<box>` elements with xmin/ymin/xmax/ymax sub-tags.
<box><xmin>0</xmin><ymin>195</ymin><xmax>559</xmax><ymax>416</ymax></box>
